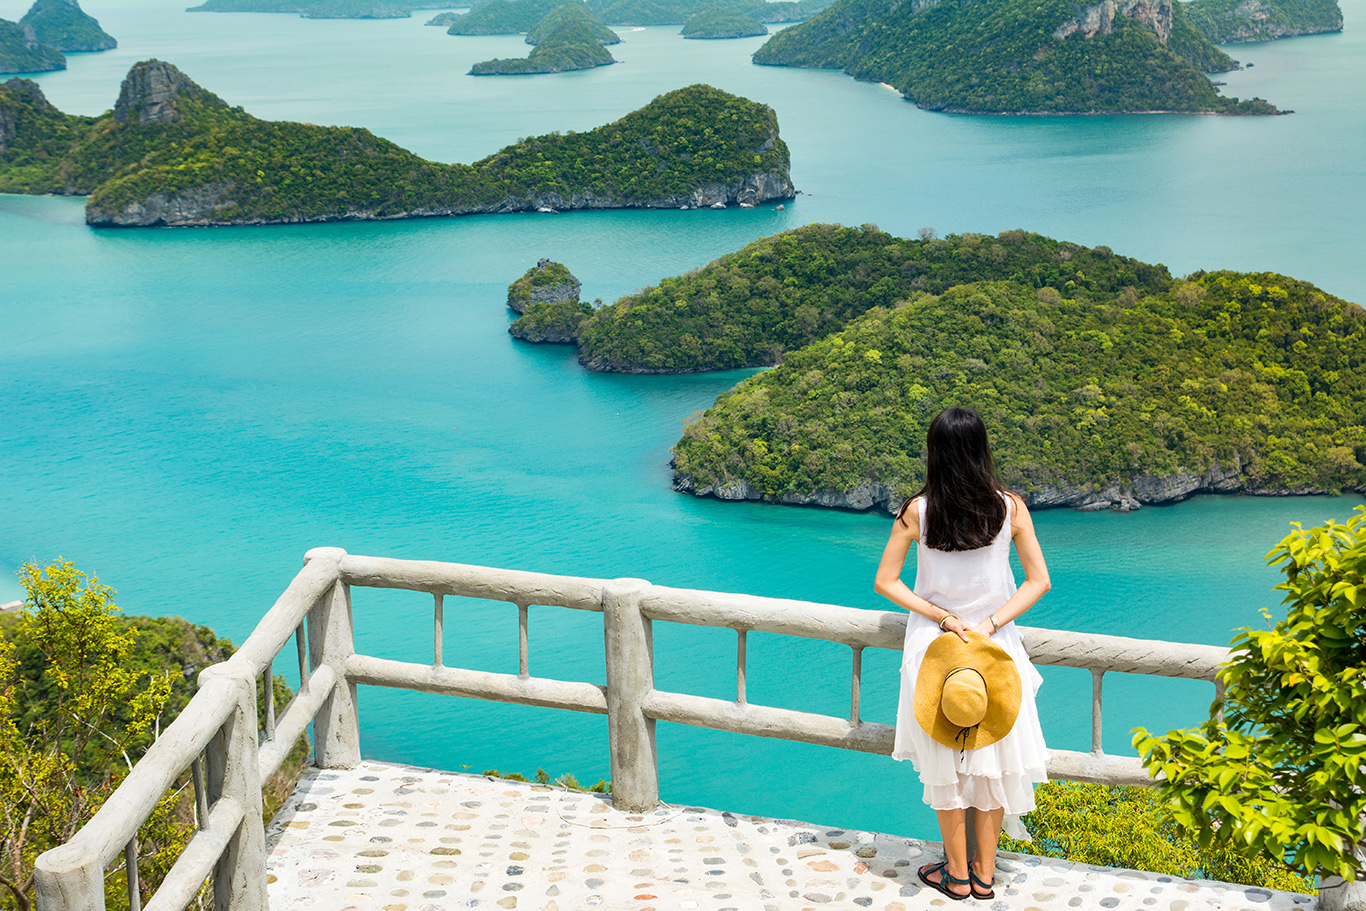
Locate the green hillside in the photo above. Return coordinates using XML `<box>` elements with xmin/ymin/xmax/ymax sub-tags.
<box><xmin>186</xmin><ymin>0</ymin><xmax>419</xmax><ymax>18</ymax></box>
<box><xmin>470</xmin><ymin>17</ymin><xmax>615</xmax><ymax>73</ymax></box>
<box><xmin>19</xmin><ymin>0</ymin><xmax>116</xmax><ymax>51</ymax></box>
<box><xmin>0</xmin><ymin>62</ymin><xmax>793</xmax><ymax>224</ymax></box>
<box><xmin>670</xmin><ymin>255</ymin><xmax>1365</xmax><ymax>507</ymax></box>
<box><xmin>1181</xmin><ymin>0</ymin><xmax>1342</xmax><ymax>41</ymax></box>
<box><xmin>526</xmin><ymin>2</ymin><xmax>619</xmax><ymax>42</ymax></box>
<box><xmin>752</xmin><ymin>0</ymin><xmax>1276</xmax><ymax>114</ymax></box>
<box><xmin>682</xmin><ymin>7</ymin><xmax>767</xmax><ymax>37</ymax></box>
<box><xmin>448</xmin><ymin>0</ymin><xmax>567</xmax><ymax>33</ymax></box>
<box><xmin>0</xmin><ymin>18</ymin><xmax>65</xmax><ymax>73</ymax></box>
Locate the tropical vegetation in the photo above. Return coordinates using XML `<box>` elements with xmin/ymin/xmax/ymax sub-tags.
<box><xmin>999</xmin><ymin>782</ymin><xmax>1313</xmax><ymax>891</ymax></box>
<box><xmin>627</xmin><ymin>225</ymin><xmax>1366</xmax><ymax>506</ymax></box>
<box><xmin>0</xmin><ymin>560</ymin><xmax>305</xmax><ymax>911</ymax></box>
<box><xmin>1136</xmin><ymin>509</ymin><xmax>1366</xmax><ymax>884</ymax></box>
<box><xmin>1180</xmin><ymin>0</ymin><xmax>1342</xmax><ymax>42</ymax></box>
<box><xmin>470</xmin><ymin>17</ymin><xmax>616</xmax><ymax>73</ymax></box>
<box><xmin>447</xmin><ymin>0</ymin><xmax>569</xmax><ymax>33</ymax></box>
<box><xmin>0</xmin><ymin>62</ymin><xmax>792</xmax><ymax>225</ymax></box>
<box><xmin>18</xmin><ymin>0</ymin><xmax>115</xmax><ymax>52</ymax></box>
<box><xmin>681</xmin><ymin>7</ymin><xmax>767</xmax><ymax>37</ymax></box>
<box><xmin>0</xmin><ymin>19</ymin><xmax>64</xmax><ymax>73</ymax></box>
<box><xmin>525</xmin><ymin>2</ymin><xmax>619</xmax><ymax>43</ymax></box>
<box><xmin>752</xmin><ymin>0</ymin><xmax>1277</xmax><ymax>114</ymax></box>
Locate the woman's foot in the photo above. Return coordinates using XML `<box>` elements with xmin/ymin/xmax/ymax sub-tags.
<box><xmin>918</xmin><ymin>861</ymin><xmax>972</xmax><ymax>900</ymax></box>
<box><xmin>968</xmin><ymin>860</ymin><xmax>996</xmax><ymax>899</ymax></box>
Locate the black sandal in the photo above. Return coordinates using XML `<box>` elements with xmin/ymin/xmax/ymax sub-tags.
<box><xmin>918</xmin><ymin>861</ymin><xmax>971</xmax><ymax>901</ymax></box>
<box><xmin>969</xmin><ymin>868</ymin><xmax>996</xmax><ymax>900</ymax></box>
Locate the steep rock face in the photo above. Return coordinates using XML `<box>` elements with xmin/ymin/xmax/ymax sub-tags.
<box><xmin>1054</xmin><ymin>0</ymin><xmax>1172</xmax><ymax>42</ymax></box>
<box><xmin>20</xmin><ymin>0</ymin><xmax>117</xmax><ymax>52</ymax></box>
<box><xmin>0</xmin><ymin>77</ymin><xmax>53</xmax><ymax>150</ymax></box>
<box><xmin>507</xmin><ymin>258</ymin><xmax>581</xmax><ymax>314</ymax></box>
<box><xmin>673</xmin><ymin>455</ymin><xmax>1357</xmax><ymax>513</ymax></box>
<box><xmin>114</xmin><ymin>60</ymin><xmax>198</xmax><ymax>124</ymax></box>
<box><xmin>93</xmin><ymin>184</ymin><xmax>237</xmax><ymax>226</ymax></box>
<box><xmin>0</xmin><ymin>19</ymin><xmax>65</xmax><ymax>73</ymax></box>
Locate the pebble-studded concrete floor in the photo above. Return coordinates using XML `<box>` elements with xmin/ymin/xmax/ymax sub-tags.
<box><xmin>263</xmin><ymin>761</ymin><xmax>1315</xmax><ymax>911</ymax></box>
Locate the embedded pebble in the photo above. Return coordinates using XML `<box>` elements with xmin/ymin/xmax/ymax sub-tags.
<box><xmin>265</xmin><ymin>762</ymin><xmax>1312</xmax><ymax>911</ymax></box>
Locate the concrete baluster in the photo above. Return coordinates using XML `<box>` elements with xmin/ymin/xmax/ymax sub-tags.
<box><xmin>201</xmin><ymin>663</ymin><xmax>267</xmax><ymax>911</ymax></box>
<box><xmin>603</xmin><ymin>578</ymin><xmax>657</xmax><ymax>812</ymax></box>
<box><xmin>307</xmin><ymin>549</ymin><xmax>361</xmax><ymax>769</ymax></box>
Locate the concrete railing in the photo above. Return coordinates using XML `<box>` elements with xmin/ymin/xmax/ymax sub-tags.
<box><xmin>35</xmin><ymin>548</ymin><xmax>1229</xmax><ymax>911</ymax></box>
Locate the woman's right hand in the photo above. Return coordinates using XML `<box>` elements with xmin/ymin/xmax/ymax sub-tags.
<box><xmin>940</xmin><ymin>615</ymin><xmax>972</xmax><ymax>642</ymax></box>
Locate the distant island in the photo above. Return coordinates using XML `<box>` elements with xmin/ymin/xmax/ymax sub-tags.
<box><xmin>21</xmin><ymin>0</ymin><xmax>115</xmax><ymax>51</ymax></box>
<box><xmin>424</xmin><ymin>9</ymin><xmax>461</xmax><ymax>23</ymax></box>
<box><xmin>1181</xmin><ymin>0</ymin><xmax>1342</xmax><ymax>42</ymax></box>
<box><xmin>447</xmin><ymin>0</ymin><xmax>826</xmax><ymax>30</ymax></box>
<box><xmin>471</xmin><ymin>15</ymin><xmax>615</xmax><ymax>74</ymax></box>
<box><xmin>187</xmin><ymin>0</ymin><xmax>438</xmax><ymax>18</ymax></box>
<box><xmin>752</xmin><ymin>0</ymin><xmax>1283</xmax><ymax>114</ymax></box>
<box><xmin>681</xmin><ymin>7</ymin><xmax>767</xmax><ymax>37</ymax></box>
<box><xmin>0</xmin><ymin>60</ymin><xmax>794</xmax><ymax>225</ymax></box>
<box><xmin>0</xmin><ymin>19</ymin><xmax>64</xmax><ymax>73</ymax></box>
<box><xmin>526</xmin><ymin>2</ymin><xmax>618</xmax><ymax>43</ymax></box>
<box><xmin>568</xmin><ymin>224</ymin><xmax>1364</xmax><ymax>512</ymax></box>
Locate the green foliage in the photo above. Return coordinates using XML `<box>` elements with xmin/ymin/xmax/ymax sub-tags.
<box><xmin>752</xmin><ymin>0</ymin><xmax>1277</xmax><ymax>113</ymax></box>
<box><xmin>577</xmin><ymin>224</ymin><xmax>1171</xmax><ymax>372</ymax></box>
<box><xmin>0</xmin><ymin>63</ymin><xmax>791</xmax><ymax>224</ymax></box>
<box><xmin>470</xmin><ymin>17</ymin><xmax>616</xmax><ymax>73</ymax></box>
<box><xmin>0</xmin><ymin>19</ymin><xmax>64</xmax><ymax>74</ymax></box>
<box><xmin>481</xmin><ymin>766</ymin><xmax>611</xmax><ymax>792</ymax></box>
<box><xmin>681</xmin><ymin>6</ymin><xmax>767</xmax><ymax>37</ymax></box>
<box><xmin>525</xmin><ymin>3</ymin><xmax>619</xmax><ymax>43</ymax></box>
<box><xmin>1136</xmin><ymin>509</ymin><xmax>1366</xmax><ymax>881</ymax></box>
<box><xmin>448</xmin><ymin>0</ymin><xmax>570</xmax><ymax>34</ymax></box>
<box><xmin>187</xmin><ymin>0</ymin><xmax>417</xmax><ymax>18</ymax></box>
<box><xmin>1166</xmin><ymin>0</ymin><xmax>1238</xmax><ymax>73</ymax></box>
<box><xmin>507</xmin><ymin>259</ymin><xmax>581</xmax><ymax>311</ymax></box>
<box><xmin>509</xmin><ymin>298</ymin><xmax>598</xmax><ymax>342</ymax></box>
<box><xmin>1181</xmin><ymin>0</ymin><xmax>1342</xmax><ymax>42</ymax></box>
<box><xmin>667</xmin><ymin>233</ymin><xmax>1365</xmax><ymax>502</ymax></box>
<box><xmin>19</xmin><ymin>0</ymin><xmax>115</xmax><ymax>52</ymax></box>
<box><xmin>585</xmin><ymin>0</ymin><xmax>819</xmax><ymax>25</ymax></box>
<box><xmin>999</xmin><ymin>782</ymin><xmax>1313</xmax><ymax>891</ymax></box>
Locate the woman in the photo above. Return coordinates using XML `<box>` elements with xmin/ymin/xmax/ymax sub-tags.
<box><xmin>873</xmin><ymin>406</ymin><xmax>1051</xmax><ymax>901</ymax></box>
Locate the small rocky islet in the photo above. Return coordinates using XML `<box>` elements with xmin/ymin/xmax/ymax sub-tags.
<box><xmin>469</xmin><ymin>6</ymin><xmax>618</xmax><ymax>75</ymax></box>
<box><xmin>509</xmin><ymin>225</ymin><xmax>1366</xmax><ymax>513</ymax></box>
<box><xmin>0</xmin><ymin>60</ymin><xmax>795</xmax><ymax>225</ymax></box>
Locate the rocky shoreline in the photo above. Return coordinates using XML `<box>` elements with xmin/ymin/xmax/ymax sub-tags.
<box><xmin>671</xmin><ymin>456</ymin><xmax>1357</xmax><ymax>513</ymax></box>
<box><xmin>85</xmin><ymin>172</ymin><xmax>794</xmax><ymax>226</ymax></box>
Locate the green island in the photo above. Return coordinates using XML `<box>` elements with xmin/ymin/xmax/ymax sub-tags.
<box><xmin>0</xmin><ymin>60</ymin><xmax>794</xmax><ymax>226</ymax></box>
<box><xmin>19</xmin><ymin>0</ymin><xmax>115</xmax><ymax>51</ymax></box>
<box><xmin>664</xmin><ymin>227</ymin><xmax>1363</xmax><ymax>510</ymax></box>
<box><xmin>470</xmin><ymin>18</ymin><xmax>615</xmax><ymax>74</ymax></box>
<box><xmin>1181</xmin><ymin>0</ymin><xmax>1342</xmax><ymax>42</ymax></box>
<box><xmin>0</xmin><ymin>18</ymin><xmax>65</xmax><ymax>73</ymax></box>
<box><xmin>586</xmin><ymin>0</ymin><xmax>824</xmax><ymax>24</ymax></box>
<box><xmin>751</xmin><ymin>0</ymin><xmax>1282</xmax><ymax>114</ymax></box>
<box><xmin>507</xmin><ymin>258</ymin><xmax>596</xmax><ymax>342</ymax></box>
<box><xmin>447</xmin><ymin>0</ymin><xmax>566</xmax><ymax>33</ymax></box>
<box><xmin>424</xmin><ymin>8</ymin><xmax>461</xmax><ymax>23</ymax></box>
<box><xmin>526</xmin><ymin>2</ymin><xmax>619</xmax><ymax>43</ymax></box>
<box><xmin>186</xmin><ymin>0</ymin><xmax>432</xmax><ymax>18</ymax></box>
<box><xmin>681</xmin><ymin>7</ymin><xmax>767</xmax><ymax>37</ymax></box>
<box><xmin>510</xmin><ymin>224</ymin><xmax>1363</xmax><ymax>510</ymax></box>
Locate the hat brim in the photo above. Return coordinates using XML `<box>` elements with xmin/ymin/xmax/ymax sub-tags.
<box><xmin>914</xmin><ymin>632</ymin><xmax>1023</xmax><ymax>750</ymax></box>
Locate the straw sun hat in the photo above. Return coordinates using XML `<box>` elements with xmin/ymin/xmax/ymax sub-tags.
<box><xmin>914</xmin><ymin>632</ymin><xmax>1022</xmax><ymax>751</ymax></box>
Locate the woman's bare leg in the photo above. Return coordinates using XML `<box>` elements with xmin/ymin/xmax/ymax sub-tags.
<box><xmin>919</xmin><ymin>808</ymin><xmax>971</xmax><ymax>897</ymax></box>
<box><xmin>971</xmin><ymin>806</ymin><xmax>1006</xmax><ymax>884</ymax></box>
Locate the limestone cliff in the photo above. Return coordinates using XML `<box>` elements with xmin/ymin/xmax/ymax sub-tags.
<box><xmin>507</xmin><ymin>259</ymin><xmax>582</xmax><ymax>314</ymax></box>
<box><xmin>1054</xmin><ymin>0</ymin><xmax>1172</xmax><ymax>43</ymax></box>
<box><xmin>114</xmin><ymin>59</ymin><xmax>203</xmax><ymax>124</ymax></box>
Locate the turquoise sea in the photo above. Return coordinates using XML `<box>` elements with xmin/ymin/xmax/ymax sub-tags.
<box><xmin>1</xmin><ymin>0</ymin><xmax>1364</xmax><ymax>838</ymax></box>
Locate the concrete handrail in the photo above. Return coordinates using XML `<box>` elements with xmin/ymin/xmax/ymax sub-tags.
<box><xmin>34</xmin><ymin>549</ymin><xmax>1238</xmax><ymax>911</ymax></box>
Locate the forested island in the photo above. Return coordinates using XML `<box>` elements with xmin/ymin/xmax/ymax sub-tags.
<box><xmin>752</xmin><ymin>0</ymin><xmax>1282</xmax><ymax>114</ymax></box>
<box><xmin>0</xmin><ymin>19</ymin><xmax>64</xmax><ymax>73</ymax></box>
<box><xmin>469</xmin><ymin>4</ymin><xmax>617</xmax><ymax>73</ymax></box>
<box><xmin>0</xmin><ymin>60</ymin><xmax>794</xmax><ymax>225</ymax></box>
<box><xmin>1181</xmin><ymin>0</ymin><xmax>1342</xmax><ymax>42</ymax></box>
<box><xmin>509</xmin><ymin>224</ymin><xmax>1364</xmax><ymax>510</ymax></box>
<box><xmin>444</xmin><ymin>0</ymin><xmax>825</xmax><ymax>30</ymax></box>
<box><xmin>187</xmin><ymin>0</ymin><xmax>437</xmax><ymax>18</ymax></box>
<box><xmin>681</xmin><ymin>7</ymin><xmax>767</xmax><ymax>37</ymax></box>
<box><xmin>21</xmin><ymin>0</ymin><xmax>115</xmax><ymax>50</ymax></box>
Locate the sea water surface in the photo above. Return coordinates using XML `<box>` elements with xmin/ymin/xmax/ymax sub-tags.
<box><xmin>1</xmin><ymin>0</ymin><xmax>1364</xmax><ymax>838</ymax></box>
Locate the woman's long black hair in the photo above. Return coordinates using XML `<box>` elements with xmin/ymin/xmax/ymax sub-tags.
<box><xmin>896</xmin><ymin>407</ymin><xmax>1008</xmax><ymax>551</ymax></box>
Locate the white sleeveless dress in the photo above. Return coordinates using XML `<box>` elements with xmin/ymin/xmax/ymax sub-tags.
<box><xmin>892</xmin><ymin>495</ymin><xmax>1049</xmax><ymax>831</ymax></box>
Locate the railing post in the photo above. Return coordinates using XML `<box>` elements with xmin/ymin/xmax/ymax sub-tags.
<box><xmin>33</xmin><ymin>844</ymin><xmax>105</xmax><ymax>911</ymax></box>
<box><xmin>200</xmin><ymin>663</ymin><xmax>267</xmax><ymax>911</ymax></box>
<box><xmin>306</xmin><ymin>549</ymin><xmax>361</xmax><ymax>769</ymax></box>
<box><xmin>603</xmin><ymin>578</ymin><xmax>657</xmax><ymax>812</ymax></box>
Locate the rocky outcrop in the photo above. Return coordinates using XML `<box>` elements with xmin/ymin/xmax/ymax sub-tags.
<box><xmin>0</xmin><ymin>77</ymin><xmax>53</xmax><ymax>150</ymax></box>
<box><xmin>507</xmin><ymin>258</ymin><xmax>581</xmax><ymax>314</ymax></box>
<box><xmin>91</xmin><ymin>183</ymin><xmax>237</xmax><ymax>226</ymax></box>
<box><xmin>114</xmin><ymin>60</ymin><xmax>198</xmax><ymax>124</ymax></box>
<box><xmin>0</xmin><ymin>19</ymin><xmax>65</xmax><ymax>74</ymax></box>
<box><xmin>1054</xmin><ymin>0</ymin><xmax>1172</xmax><ymax>42</ymax></box>
<box><xmin>20</xmin><ymin>0</ymin><xmax>116</xmax><ymax>52</ymax></box>
<box><xmin>672</xmin><ymin>455</ymin><xmax>1356</xmax><ymax>513</ymax></box>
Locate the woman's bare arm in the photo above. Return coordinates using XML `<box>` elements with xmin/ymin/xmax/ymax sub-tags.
<box><xmin>970</xmin><ymin>493</ymin><xmax>1051</xmax><ymax>636</ymax></box>
<box><xmin>873</xmin><ymin>501</ymin><xmax>972</xmax><ymax>641</ymax></box>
